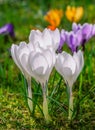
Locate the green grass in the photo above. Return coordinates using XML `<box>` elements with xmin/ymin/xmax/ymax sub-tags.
<box><xmin>0</xmin><ymin>0</ymin><xmax>95</xmax><ymax>129</ymax></box>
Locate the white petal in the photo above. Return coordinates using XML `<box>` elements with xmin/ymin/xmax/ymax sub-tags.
<box><xmin>49</xmin><ymin>28</ymin><xmax>60</xmax><ymax>50</ymax></box>
<box><xmin>73</xmin><ymin>50</ymin><xmax>84</xmax><ymax>78</ymax></box>
<box><xmin>43</xmin><ymin>49</ymin><xmax>54</xmax><ymax>68</ymax></box>
<box><xmin>42</xmin><ymin>29</ymin><xmax>52</xmax><ymax>48</ymax></box>
<box><xmin>62</xmin><ymin>67</ymin><xmax>74</xmax><ymax>87</ymax></box>
<box><xmin>11</xmin><ymin>44</ymin><xmax>23</xmax><ymax>72</ymax></box>
<box><xmin>62</xmin><ymin>51</ymin><xmax>76</xmax><ymax>74</ymax></box>
<box><xmin>18</xmin><ymin>42</ymin><xmax>30</xmax><ymax>58</ymax></box>
<box><xmin>55</xmin><ymin>53</ymin><xmax>65</xmax><ymax>76</ymax></box>
<box><xmin>29</xmin><ymin>30</ymin><xmax>41</xmax><ymax>42</ymax></box>
<box><xmin>29</xmin><ymin>52</ymin><xmax>48</xmax><ymax>75</ymax></box>
<box><xmin>29</xmin><ymin>30</ymin><xmax>44</xmax><ymax>48</ymax></box>
<box><xmin>20</xmin><ymin>53</ymin><xmax>31</xmax><ymax>75</ymax></box>
<box><xmin>27</xmin><ymin>42</ymin><xmax>35</xmax><ymax>52</ymax></box>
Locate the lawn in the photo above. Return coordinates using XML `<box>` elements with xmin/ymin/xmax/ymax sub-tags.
<box><xmin>0</xmin><ymin>0</ymin><xmax>95</xmax><ymax>129</ymax></box>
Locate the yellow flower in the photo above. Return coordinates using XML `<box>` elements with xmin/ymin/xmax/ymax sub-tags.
<box><xmin>44</xmin><ymin>9</ymin><xmax>63</xmax><ymax>30</ymax></box>
<box><xmin>65</xmin><ymin>6</ymin><xmax>84</xmax><ymax>22</ymax></box>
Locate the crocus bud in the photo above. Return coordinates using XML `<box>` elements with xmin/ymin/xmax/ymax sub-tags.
<box><xmin>0</xmin><ymin>23</ymin><xmax>15</xmax><ymax>39</ymax></box>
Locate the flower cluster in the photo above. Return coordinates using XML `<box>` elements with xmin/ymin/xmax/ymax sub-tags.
<box><xmin>44</xmin><ymin>6</ymin><xmax>84</xmax><ymax>30</ymax></box>
<box><xmin>58</xmin><ymin>23</ymin><xmax>95</xmax><ymax>53</ymax></box>
<box><xmin>11</xmin><ymin>28</ymin><xmax>60</xmax><ymax>121</ymax></box>
<box><xmin>11</xmin><ymin>27</ymin><xmax>84</xmax><ymax>121</ymax></box>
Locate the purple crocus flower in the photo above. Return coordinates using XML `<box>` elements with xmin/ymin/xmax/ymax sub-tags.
<box><xmin>0</xmin><ymin>23</ymin><xmax>15</xmax><ymax>40</ymax></box>
<box><xmin>57</xmin><ymin>29</ymin><xmax>66</xmax><ymax>53</ymax></box>
<box><xmin>72</xmin><ymin>22</ymin><xmax>93</xmax><ymax>51</ymax></box>
<box><xmin>72</xmin><ymin>22</ymin><xmax>93</xmax><ymax>41</ymax></box>
<box><xmin>65</xmin><ymin>30</ymin><xmax>82</xmax><ymax>53</ymax></box>
<box><xmin>82</xmin><ymin>23</ymin><xmax>93</xmax><ymax>42</ymax></box>
<box><xmin>58</xmin><ymin>23</ymin><xmax>94</xmax><ymax>53</ymax></box>
<box><xmin>58</xmin><ymin>28</ymin><xmax>82</xmax><ymax>53</ymax></box>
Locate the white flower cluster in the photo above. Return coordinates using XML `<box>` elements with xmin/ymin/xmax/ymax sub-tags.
<box><xmin>11</xmin><ymin>28</ymin><xmax>84</xmax><ymax>121</ymax></box>
<box><xmin>11</xmin><ymin>28</ymin><xmax>60</xmax><ymax>85</ymax></box>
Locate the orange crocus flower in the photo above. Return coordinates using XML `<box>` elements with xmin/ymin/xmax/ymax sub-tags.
<box><xmin>65</xmin><ymin>6</ymin><xmax>84</xmax><ymax>22</ymax></box>
<box><xmin>44</xmin><ymin>9</ymin><xmax>63</xmax><ymax>30</ymax></box>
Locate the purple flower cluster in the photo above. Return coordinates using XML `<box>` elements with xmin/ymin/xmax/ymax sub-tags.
<box><xmin>0</xmin><ymin>23</ymin><xmax>15</xmax><ymax>39</ymax></box>
<box><xmin>58</xmin><ymin>23</ymin><xmax>95</xmax><ymax>53</ymax></box>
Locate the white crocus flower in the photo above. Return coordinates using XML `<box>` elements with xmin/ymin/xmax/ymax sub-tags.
<box><xmin>55</xmin><ymin>50</ymin><xmax>84</xmax><ymax>120</ymax></box>
<box><xmin>29</xmin><ymin>28</ymin><xmax>60</xmax><ymax>51</ymax></box>
<box><xmin>28</xmin><ymin>48</ymin><xmax>55</xmax><ymax>85</ymax></box>
<box><xmin>11</xmin><ymin>28</ymin><xmax>60</xmax><ymax>122</ymax></box>
<box><xmin>28</xmin><ymin>48</ymin><xmax>56</xmax><ymax>122</ymax></box>
<box><xmin>11</xmin><ymin>42</ymin><xmax>34</xmax><ymax>113</ymax></box>
<box><xmin>55</xmin><ymin>50</ymin><xmax>84</xmax><ymax>88</ymax></box>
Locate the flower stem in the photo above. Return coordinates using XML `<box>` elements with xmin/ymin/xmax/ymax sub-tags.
<box><xmin>27</xmin><ymin>76</ymin><xmax>33</xmax><ymax>113</ymax></box>
<box><xmin>67</xmin><ymin>86</ymin><xmax>73</xmax><ymax>120</ymax></box>
<box><xmin>42</xmin><ymin>83</ymin><xmax>51</xmax><ymax>122</ymax></box>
